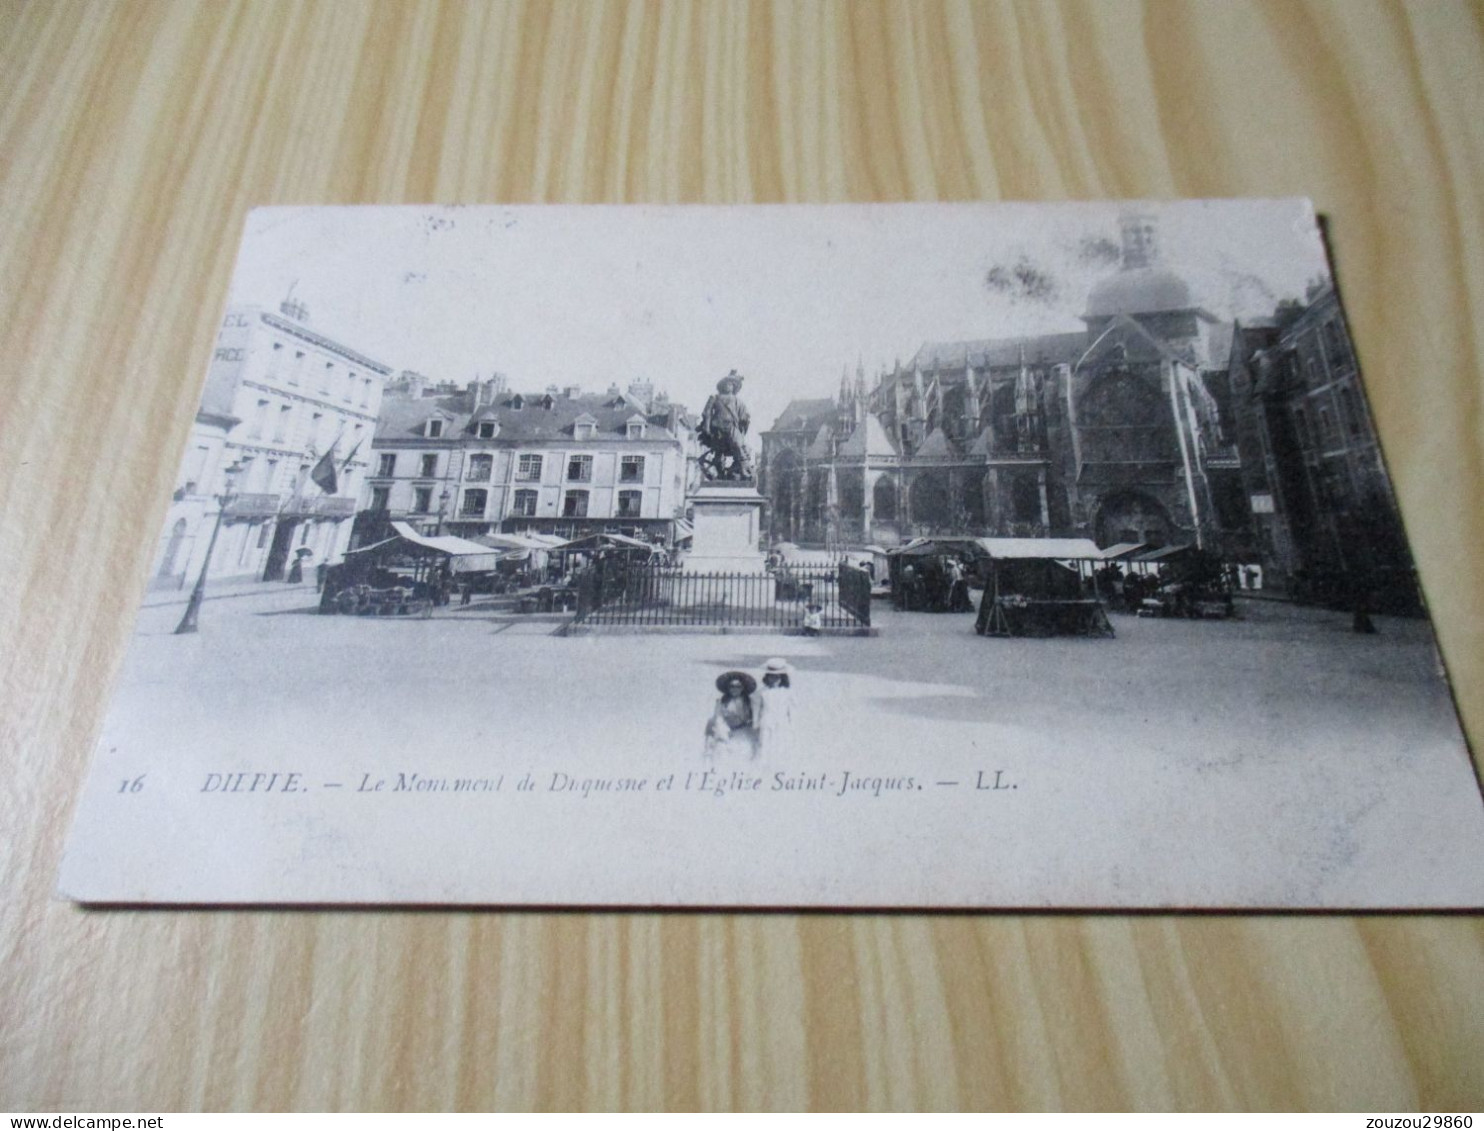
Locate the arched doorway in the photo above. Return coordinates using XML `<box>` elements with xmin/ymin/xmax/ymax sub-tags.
<box><xmin>1010</xmin><ymin>475</ymin><xmax>1042</xmax><ymax>526</ymax></box>
<box><xmin>1094</xmin><ymin>491</ymin><xmax>1172</xmax><ymax>548</ymax></box>
<box><xmin>872</xmin><ymin>476</ymin><xmax>898</xmax><ymax>522</ymax></box>
<box><xmin>909</xmin><ymin>471</ymin><xmax>950</xmax><ymax>531</ymax></box>
<box><xmin>158</xmin><ymin>518</ymin><xmax>188</xmax><ymax>580</ymax></box>
<box><xmin>960</xmin><ymin>476</ymin><xmax>986</xmax><ymax>531</ymax></box>
<box><xmin>769</xmin><ymin>450</ymin><xmax>802</xmax><ymax>541</ymax></box>
<box><xmin>836</xmin><ymin>473</ymin><xmax>864</xmax><ymax>541</ymax></box>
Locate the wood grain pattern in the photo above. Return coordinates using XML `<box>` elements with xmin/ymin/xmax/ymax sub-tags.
<box><xmin>2</xmin><ymin>0</ymin><xmax>1482</xmax><ymax>1111</ymax></box>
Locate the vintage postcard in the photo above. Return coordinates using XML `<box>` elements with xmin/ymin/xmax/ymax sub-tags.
<box><xmin>60</xmin><ymin>201</ymin><xmax>1484</xmax><ymax>907</ymax></box>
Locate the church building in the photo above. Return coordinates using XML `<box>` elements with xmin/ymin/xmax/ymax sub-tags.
<box><xmin>760</xmin><ymin>212</ymin><xmax>1252</xmax><ymax>557</ymax></box>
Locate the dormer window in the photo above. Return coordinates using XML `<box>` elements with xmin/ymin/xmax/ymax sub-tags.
<box><xmin>573</xmin><ymin>412</ymin><xmax>598</xmax><ymax>441</ymax></box>
<box><xmin>625</xmin><ymin>414</ymin><xmax>647</xmax><ymax>440</ymax></box>
<box><xmin>477</xmin><ymin>420</ymin><xmax>498</xmax><ymax>439</ymax></box>
<box><xmin>426</xmin><ymin>419</ymin><xmax>444</xmax><ymax>438</ymax></box>
<box><xmin>510</xmin><ymin>394</ymin><xmax>524</xmax><ymax>410</ymax></box>
<box><xmin>540</xmin><ymin>394</ymin><xmax>555</xmax><ymax>410</ymax></box>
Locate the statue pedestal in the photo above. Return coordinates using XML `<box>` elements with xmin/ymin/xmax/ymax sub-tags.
<box><xmin>683</xmin><ymin>483</ymin><xmax>768</xmax><ymax>575</ymax></box>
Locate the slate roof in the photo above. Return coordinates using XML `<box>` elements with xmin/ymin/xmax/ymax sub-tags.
<box><xmin>375</xmin><ymin>389</ymin><xmax>680</xmax><ymax>443</ymax></box>
<box><xmin>803</xmin><ymin>423</ymin><xmax>835</xmax><ymax>459</ymax></box>
<box><xmin>769</xmin><ymin>398</ymin><xmax>837</xmax><ymax>433</ymax></box>
<box><xmin>836</xmin><ymin>414</ymin><xmax>898</xmax><ymax>457</ymax></box>
<box><xmin>915</xmin><ymin>427</ymin><xmax>959</xmax><ymax>459</ymax></box>
<box><xmin>910</xmin><ymin>333</ymin><xmax>1087</xmax><ymax>371</ymax></box>
<box><xmin>1078</xmin><ymin>313</ymin><xmax>1188</xmax><ymax>369</ymax></box>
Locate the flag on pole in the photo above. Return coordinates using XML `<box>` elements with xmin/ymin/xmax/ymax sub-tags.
<box><xmin>338</xmin><ymin>435</ymin><xmax>363</xmax><ymax>476</ymax></box>
<box><xmin>309</xmin><ymin>438</ymin><xmax>339</xmax><ymax>495</ymax></box>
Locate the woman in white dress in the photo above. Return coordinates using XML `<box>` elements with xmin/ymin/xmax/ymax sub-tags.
<box><xmin>755</xmin><ymin>658</ymin><xmax>795</xmax><ymax>758</ymax></box>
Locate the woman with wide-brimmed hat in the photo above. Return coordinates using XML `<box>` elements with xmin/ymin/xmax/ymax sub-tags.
<box><xmin>756</xmin><ymin>658</ymin><xmax>795</xmax><ymax>757</ymax></box>
<box><xmin>704</xmin><ymin>670</ymin><xmax>759</xmax><ymax>759</ymax></box>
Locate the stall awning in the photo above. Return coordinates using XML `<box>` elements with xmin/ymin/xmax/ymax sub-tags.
<box><xmin>1133</xmin><ymin>544</ymin><xmax>1195</xmax><ymax>564</ymax></box>
<box><xmin>974</xmin><ymin>537</ymin><xmax>1105</xmax><ymax>560</ymax></box>
<box><xmin>505</xmin><ymin>532</ymin><xmax>570</xmax><ymax>549</ymax></box>
<box><xmin>472</xmin><ymin>532</ymin><xmax>529</xmax><ymax>551</ymax></box>
<box><xmin>555</xmin><ymin>532</ymin><xmax>657</xmax><ymax>553</ymax></box>
<box><xmin>1100</xmin><ymin>542</ymin><xmax>1148</xmax><ymax>561</ymax></box>
<box><xmin>474</xmin><ymin>531</ymin><xmax>553</xmax><ymax>553</ymax></box>
<box><xmin>889</xmin><ymin>538</ymin><xmax>983</xmax><ymax>558</ymax></box>
<box><xmin>375</xmin><ymin>522</ymin><xmax>503</xmax><ymax>571</ymax></box>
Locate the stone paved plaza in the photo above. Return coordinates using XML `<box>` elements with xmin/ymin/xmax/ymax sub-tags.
<box><xmin>85</xmin><ymin>581</ymin><xmax>1481</xmax><ymax>906</ymax></box>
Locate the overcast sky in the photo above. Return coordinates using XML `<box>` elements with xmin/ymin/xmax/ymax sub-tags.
<box><xmin>228</xmin><ymin>201</ymin><xmax>1331</xmax><ymax>433</ymax></box>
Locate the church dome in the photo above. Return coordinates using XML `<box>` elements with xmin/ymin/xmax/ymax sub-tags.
<box><xmin>1085</xmin><ymin>265</ymin><xmax>1194</xmax><ymax>319</ymax></box>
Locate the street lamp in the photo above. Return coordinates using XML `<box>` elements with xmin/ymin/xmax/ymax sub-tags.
<box><xmin>435</xmin><ymin>488</ymin><xmax>451</xmax><ymax>536</ymax></box>
<box><xmin>175</xmin><ymin>460</ymin><xmax>246</xmax><ymax>635</ymax></box>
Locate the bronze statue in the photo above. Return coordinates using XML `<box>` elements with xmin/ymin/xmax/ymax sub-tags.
<box><xmin>698</xmin><ymin>370</ymin><xmax>754</xmax><ymax>481</ymax></box>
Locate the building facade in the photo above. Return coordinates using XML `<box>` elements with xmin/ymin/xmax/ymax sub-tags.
<box><xmin>358</xmin><ymin>376</ymin><xmax>695</xmax><ymax>545</ymax></box>
<box><xmin>150</xmin><ymin>300</ymin><xmax>391</xmax><ymax>586</ymax></box>
<box><xmin>761</xmin><ymin>212</ymin><xmax>1247</xmax><ymax>556</ymax></box>
<box><xmin>1227</xmin><ymin>286</ymin><xmax>1415</xmax><ymax>606</ymax></box>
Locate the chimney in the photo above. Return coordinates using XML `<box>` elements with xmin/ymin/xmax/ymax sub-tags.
<box><xmin>627</xmin><ymin>379</ymin><xmax>654</xmax><ymax>410</ymax></box>
<box><xmin>546</xmin><ymin>384</ymin><xmax>560</xmax><ymax>397</ymax></box>
<box><xmin>563</xmin><ymin>384</ymin><xmax>581</xmax><ymax>399</ymax></box>
<box><xmin>402</xmin><ymin>370</ymin><xmax>426</xmax><ymax>398</ymax></box>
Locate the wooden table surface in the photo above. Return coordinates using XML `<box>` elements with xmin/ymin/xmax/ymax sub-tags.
<box><xmin>3</xmin><ymin>0</ymin><xmax>1483</xmax><ymax>1112</ymax></box>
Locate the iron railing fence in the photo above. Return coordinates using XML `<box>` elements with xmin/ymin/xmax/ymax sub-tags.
<box><xmin>574</xmin><ymin>563</ymin><xmax>871</xmax><ymax>629</ymax></box>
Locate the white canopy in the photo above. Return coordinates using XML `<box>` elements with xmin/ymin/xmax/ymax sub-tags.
<box><xmin>473</xmin><ymin>531</ymin><xmax>546</xmax><ymax>551</ymax></box>
<box><xmin>974</xmin><ymin>537</ymin><xmax>1106</xmax><ymax>560</ymax></box>
<box><xmin>384</xmin><ymin>522</ymin><xmax>503</xmax><ymax>572</ymax></box>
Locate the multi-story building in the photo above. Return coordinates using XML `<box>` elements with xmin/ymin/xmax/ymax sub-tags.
<box><xmin>150</xmin><ymin>299</ymin><xmax>391</xmax><ymax>586</ymax></box>
<box><xmin>358</xmin><ymin>375</ymin><xmax>695</xmax><ymax>545</ymax></box>
<box><xmin>761</xmin><ymin>211</ymin><xmax>1248</xmax><ymax>554</ymax></box>
<box><xmin>1227</xmin><ymin>285</ymin><xmax>1415</xmax><ymax>606</ymax></box>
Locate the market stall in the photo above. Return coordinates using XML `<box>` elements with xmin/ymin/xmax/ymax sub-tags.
<box><xmin>554</xmin><ymin>531</ymin><xmax>662</xmax><ymax>561</ymax></box>
<box><xmin>969</xmin><ymin>537</ymin><xmax>1115</xmax><ymax>638</ymax></box>
<box><xmin>1126</xmin><ymin>544</ymin><xmax>1234</xmax><ymax>619</ymax></box>
<box><xmin>886</xmin><ymin>538</ymin><xmax>988</xmax><ymax>612</ymax></box>
<box><xmin>321</xmin><ymin>522</ymin><xmax>504</xmax><ymax>614</ymax></box>
<box><xmin>473</xmin><ymin>531</ymin><xmax>558</xmax><ymax>589</ymax></box>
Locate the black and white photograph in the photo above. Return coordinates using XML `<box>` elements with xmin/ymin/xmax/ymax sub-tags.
<box><xmin>59</xmin><ymin>201</ymin><xmax>1484</xmax><ymax>907</ymax></box>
